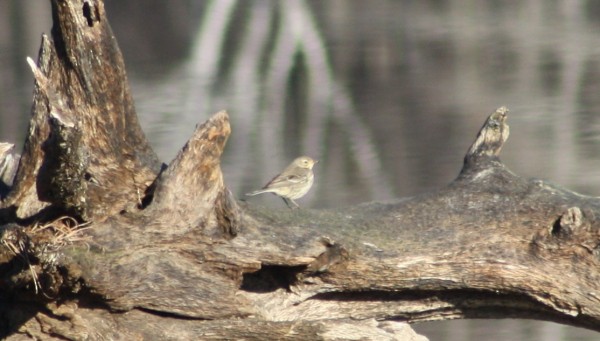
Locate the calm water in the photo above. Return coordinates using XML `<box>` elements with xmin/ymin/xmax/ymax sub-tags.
<box><xmin>1</xmin><ymin>1</ymin><xmax>600</xmax><ymax>340</ymax></box>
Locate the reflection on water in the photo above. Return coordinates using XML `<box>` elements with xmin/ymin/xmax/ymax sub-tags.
<box><xmin>1</xmin><ymin>0</ymin><xmax>600</xmax><ymax>340</ymax></box>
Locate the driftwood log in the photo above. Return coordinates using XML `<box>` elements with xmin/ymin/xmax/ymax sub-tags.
<box><xmin>2</xmin><ymin>1</ymin><xmax>600</xmax><ymax>340</ymax></box>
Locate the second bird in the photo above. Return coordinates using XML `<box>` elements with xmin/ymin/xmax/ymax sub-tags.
<box><xmin>246</xmin><ymin>156</ymin><xmax>318</xmax><ymax>209</ymax></box>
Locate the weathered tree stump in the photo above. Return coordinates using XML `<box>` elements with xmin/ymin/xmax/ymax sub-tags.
<box><xmin>2</xmin><ymin>1</ymin><xmax>600</xmax><ymax>340</ymax></box>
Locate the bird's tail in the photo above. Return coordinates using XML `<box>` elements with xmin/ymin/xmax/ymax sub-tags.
<box><xmin>246</xmin><ymin>189</ymin><xmax>269</xmax><ymax>196</ymax></box>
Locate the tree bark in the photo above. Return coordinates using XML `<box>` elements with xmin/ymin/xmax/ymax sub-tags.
<box><xmin>2</xmin><ymin>1</ymin><xmax>600</xmax><ymax>340</ymax></box>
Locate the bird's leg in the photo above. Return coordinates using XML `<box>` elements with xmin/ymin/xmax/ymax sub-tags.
<box><xmin>290</xmin><ymin>199</ymin><xmax>300</xmax><ymax>209</ymax></box>
<box><xmin>282</xmin><ymin>197</ymin><xmax>300</xmax><ymax>209</ymax></box>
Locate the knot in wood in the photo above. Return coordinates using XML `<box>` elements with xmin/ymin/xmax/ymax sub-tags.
<box><xmin>561</xmin><ymin>207</ymin><xmax>583</xmax><ymax>230</ymax></box>
<box><xmin>552</xmin><ymin>207</ymin><xmax>584</xmax><ymax>237</ymax></box>
<box><xmin>307</xmin><ymin>239</ymin><xmax>348</xmax><ymax>273</ymax></box>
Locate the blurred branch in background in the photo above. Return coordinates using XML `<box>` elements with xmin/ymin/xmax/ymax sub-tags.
<box><xmin>4</xmin><ymin>1</ymin><xmax>600</xmax><ymax>209</ymax></box>
<box><xmin>134</xmin><ymin>0</ymin><xmax>395</xmax><ymax>207</ymax></box>
<box><xmin>0</xmin><ymin>0</ymin><xmax>51</xmax><ymax>145</ymax></box>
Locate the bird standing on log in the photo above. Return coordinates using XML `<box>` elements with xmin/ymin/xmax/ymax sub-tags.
<box><xmin>246</xmin><ymin>156</ymin><xmax>318</xmax><ymax>209</ymax></box>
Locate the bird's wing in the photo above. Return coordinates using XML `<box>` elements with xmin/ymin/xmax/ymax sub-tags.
<box><xmin>264</xmin><ymin>173</ymin><xmax>305</xmax><ymax>188</ymax></box>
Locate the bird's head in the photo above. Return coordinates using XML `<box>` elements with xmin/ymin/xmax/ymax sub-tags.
<box><xmin>294</xmin><ymin>156</ymin><xmax>318</xmax><ymax>169</ymax></box>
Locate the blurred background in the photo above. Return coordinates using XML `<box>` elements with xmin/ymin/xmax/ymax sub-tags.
<box><xmin>1</xmin><ymin>0</ymin><xmax>600</xmax><ymax>340</ymax></box>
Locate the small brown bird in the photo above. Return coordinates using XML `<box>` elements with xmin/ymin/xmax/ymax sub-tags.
<box><xmin>246</xmin><ymin>156</ymin><xmax>318</xmax><ymax>209</ymax></box>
